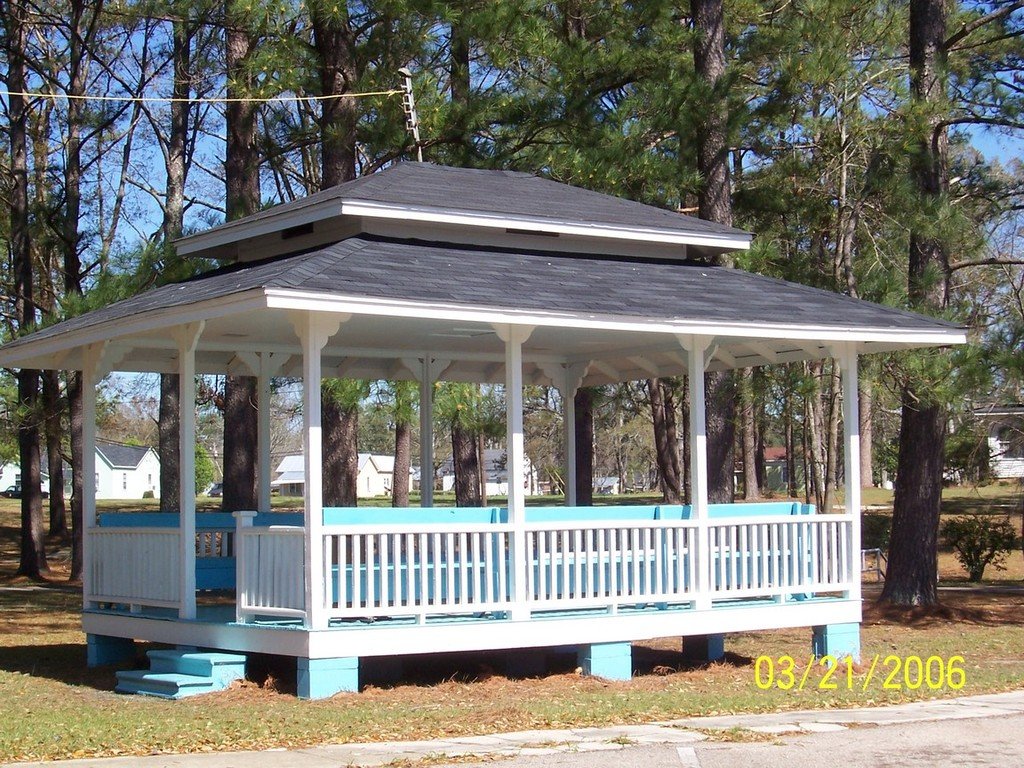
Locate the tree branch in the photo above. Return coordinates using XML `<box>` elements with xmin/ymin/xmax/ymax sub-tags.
<box><xmin>944</xmin><ymin>1</ymin><xmax>1024</xmax><ymax>51</ymax></box>
<box><xmin>950</xmin><ymin>257</ymin><xmax>1024</xmax><ymax>271</ymax></box>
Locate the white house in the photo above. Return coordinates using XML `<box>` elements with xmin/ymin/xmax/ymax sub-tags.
<box><xmin>975</xmin><ymin>406</ymin><xmax>1024</xmax><ymax>479</ymax></box>
<box><xmin>95</xmin><ymin>441</ymin><xmax>161</xmax><ymax>499</ymax></box>
<box><xmin>1</xmin><ymin>441</ymin><xmax>159</xmax><ymax>499</ymax></box>
<box><xmin>0</xmin><ymin>461</ymin><xmax>50</xmax><ymax>495</ymax></box>
<box><xmin>439</xmin><ymin>448</ymin><xmax>539</xmax><ymax>496</ymax></box>
<box><xmin>272</xmin><ymin>453</ymin><xmax>412</xmax><ymax>498</ymax></box>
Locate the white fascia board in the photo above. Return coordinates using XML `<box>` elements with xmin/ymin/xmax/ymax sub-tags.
<box><xmin>264</xmin><ymin>288</ymin><xmax>968</xmax><ymax>347</ymax></box>
<box><xmin>174</xmin><ymin>199</ymin><xmax>347</xmax><ymax>256</ymax></box>
<box><xmin>0</xmin><ymin>291</ymin><xmax>269</xmax><ymax>370</ymax></box>
<box><xmin>340</xmin><ymin>199</ymin><xmax>753</xmax><ymax>251</ymax></box>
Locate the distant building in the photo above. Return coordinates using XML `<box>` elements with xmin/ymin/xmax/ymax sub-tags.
<box><xmin>438</xmin><ymin>448</ymin><xmax>539</xmax><ymax>496</ymax></box>
<box><xmin>975</xmin><ymin>406</ymin><xmax>1024</xmax><ymax>480</ymax></box>
<box><xmin>273</xmin><ymin>453</ymin><xmax>413</xmax><ymax>498</ymax></box>
<box><xmin>95</xmin><ymin>441</ymin><xmax>161</xmax><ymax>499</ymax></box>
<box><xmin>0</xmin><ymin>440</ymin><xmax>160</xmax><ymax>499</ymax></box>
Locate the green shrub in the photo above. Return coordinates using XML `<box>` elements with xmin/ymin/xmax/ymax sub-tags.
<box><xmin>940</xmin><ymin>515</ymin><xmax>1018</xmax><ymax>582</ymax></box>
<box><xmin>142</xmin><ymin>490</ymin><xmax>154</xmax><ymax>499</ymax></box>
<box><xmin>861</xmin><ymin>513</ymin><xmax>892</xmax><ymax>550</ymax></box>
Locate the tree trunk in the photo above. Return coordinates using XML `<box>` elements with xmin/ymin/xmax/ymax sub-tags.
<box><xmin>222</xmin><ymin>8</ymin><xmax>261</xmax><ymax>509</ymax></box>
<box><xmin>222</xmin><ymin>376</ymin><xmax>257</xmax><ymax>511</ymax></box>
<box><xmin>740</xmin><ymin>369</ymin><xmax>759</xmax><ymax>500</ymax></box>
<box><xmin>705</xmin><ymin>371</ymin><xmax>736</xmax><ymax>503</ymax></box>
<box><xmin>157</xmin><ymin>17</ymin><xmax>192</xmax><ymax>513</ymax></box>
<box><xmin>311</xmin><ymin>2</ymin><xmax>358</xmax><ymax>187</ymax></box>
<box><xmin>322</xmin><ymin>392</ymin><xmax>359</xmax><ymax>506</ymax></box>
<box><xmin>882</xmin><ymin>0</ymin><xmax>951</xmax><ymax>607</ymax></box>
<box><xmin>691</xmin><ymin>0</ymin><xmax>737</xmax><ymax>503</ymax></box>
<box><xmin>859</xmin><ymin>380</ymin><xmax>874</xmax><ymax>487</ymax></box>
<box><xmin>392</xmin><ymin>419</ymin><xmax>411</xmax><ymax>507</ymax></box>
<box><xmin>5</xmin><ymin>0</ymin><xmax>46</xmax><ymax>578</ymax></box>
<box><xmin>785</xmin><ymin>395</ymin><xmax>798</xmax><ymax>498</ymax></box>
<box><xmin>824</xmin><ymin>365</ymin><xmax>841</xmax><ymax>514</ymax></box>
<box><xmin>42</xmin><ymin>370</ymin><xmax>67</xmax><ymax>536</ymax></box>
<box><xmin>452</xmin><ymin>422</ymin><xmax>481</xmax><ymax>507</ymax></box>
<box><xmin>807</xmin><ymin>363</ymin><xmax>826</xmax><ymax>511</ymax></box>
<box><xmin>450</xmin><ymin>13</ymin><xmax>472</xmax><ymax>162</ymax></box>
<box><xmin>477</xmin><ymin>431</ymin><xmax>487</xmax><ymax>505</ymax></box>
<box><xmin>648</xmin><ymin>378</ymin><xmax>682</xmax><ymax>503</ymax></box>
<box><xmin>160</xmin><ymin>374</ymin><xmax>181</xmax><ymax>510</ymax></box>
<box><xmin>574</xmin><ymin>388</ymin><xmax>595</xmax><ymax>505</ymax></box>
<box><xmin>681</xmin><ymin>379</ymin><xmax>692</xmax><ymax>504</ymax></box>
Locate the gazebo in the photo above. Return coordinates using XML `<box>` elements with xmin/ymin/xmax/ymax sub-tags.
<box><xmin>0</xmin><ymin>163</ymin><xmax>966</xmax><ymax>698</ymax></box>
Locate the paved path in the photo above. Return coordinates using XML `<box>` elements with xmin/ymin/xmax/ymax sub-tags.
<box><xmin>6</xmin><ymin>691</ymin><xmax>1024</xmax><ymax>768</ymax></box>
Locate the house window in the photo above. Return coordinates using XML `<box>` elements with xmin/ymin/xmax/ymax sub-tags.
<box><xmin>148</xmin><ymin>473</ymin><xmax>152</xmax><ymax>486</ymax></box>
<box><xmin>95</xmin><ymin>473</ymin><xmax>99</xmax><ymax>487</ymax></box>
<box><xmin>122</xmin><ymin>473</ymin><xmax>128</xmax><ymax>490</ymax></box>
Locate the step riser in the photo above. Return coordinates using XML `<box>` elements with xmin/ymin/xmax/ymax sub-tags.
<box><xmin>116</xmin><ymin>652</ymin><xmax>247</xmax><ymax>699</ymax></box>
<box><xmin>148</xmin><ymin>658</ymin><xmax>245</xmax><ymax>683</ymax></box>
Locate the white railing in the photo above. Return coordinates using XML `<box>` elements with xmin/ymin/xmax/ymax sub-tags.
<box><xmin>525</xmin><ymin>520</ymin><xmax>698</xmax><ymax>611</ymax></box>
<box><xmin>708</xmin><ymin>514</ymin><xmax>854</xmax><ymax>600</ymax></box>
<box><xmin>322</xmin><ymin>523</ymin><xmax>514</xmax><ymax>622</ymax></box>
<box><xmin>232</xmin><ymin>512</ymin><xmax>857</xmax><ymax>625</ymax></box>
<box><xmin>88</xmin><ymin>527</ymin><xmax>181</xmax><ymax>609</ymax></box>
<box><xmin>236</xmin><ymin>526</ymin><xmax>306</xmax><ymax>621</ymax></box>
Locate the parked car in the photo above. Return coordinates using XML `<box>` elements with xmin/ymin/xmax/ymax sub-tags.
<box><xmin>2</xmin><ymin>486</ymin><xmax>49</xmax><ymax>499</ymax></box>
<box><xmin>207</xmin><ymin>482</ymin><xmax>223</xmax><ymax>497</ymax></box>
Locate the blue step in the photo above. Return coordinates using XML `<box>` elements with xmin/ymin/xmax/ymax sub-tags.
<box><xmin>115</xmin><ymin>670</ymin><xmax>221</xmax><ymax>699</ymax></box>
<box><xmin>147</xmin><ymin>650</ymin><xmax>246</xmax><ymax>685</ymax></box>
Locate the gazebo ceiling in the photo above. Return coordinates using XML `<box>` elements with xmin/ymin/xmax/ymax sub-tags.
<box><xmin>0</xmin><ymin>235</ymin><xmax>966</xmax><ymax>385</ymax></box>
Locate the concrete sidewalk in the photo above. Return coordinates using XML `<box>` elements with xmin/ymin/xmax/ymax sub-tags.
<box><xmin>7</xmin><ymin>691</ymin><xmax>1024</xmax><ymax>768</ymax></box>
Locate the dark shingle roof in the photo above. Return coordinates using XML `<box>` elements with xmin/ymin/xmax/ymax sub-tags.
<box><xmin>96</xmin><ymin>441</ymin><xmax>152</xmax><ymax>470</ymax></box>
<box><xmin>2</xmin><ymin>236</ymin><xmax>961</xmax><ymax>354</ymax></box>
<box><xmin>176</xmin><ymin>163</ymin><xmax>751</xmax><ymax>249</ymax></box>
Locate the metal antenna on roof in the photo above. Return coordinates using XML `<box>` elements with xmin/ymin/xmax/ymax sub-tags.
<box><xmin>398</xmin><ymin>67</ymin><xmax>423</xmax><ymax>162</ymax></box>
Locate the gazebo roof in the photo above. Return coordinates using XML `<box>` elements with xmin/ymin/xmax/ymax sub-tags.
<box><xmin>175</xmin><ymin>163</ymin><xmax>752</xmax><ymax>260</ymax></box>
<box><xmin>0</xmin><ymin>234</ymin><xmax>965</xmax><ymax>383</ymax></box>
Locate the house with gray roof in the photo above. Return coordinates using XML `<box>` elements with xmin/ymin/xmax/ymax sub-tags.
<box><xmin>0</xmin><ymin>162</ymin><xmax>965</xmax><ymax>699</ymax></box>
<box><xmin>95</xmin><ymin>440</ymin><xmax>160</xmax><ymax>499</ymax></box>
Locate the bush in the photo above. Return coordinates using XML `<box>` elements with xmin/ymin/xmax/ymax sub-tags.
<box><xmin>142</xmin><ymin>490</ymin><xmax>154</xmax><ymax>499</ymax></box>
<box><xmin>861</xmin><ymin>513</ymin><xmax>892</xmax><ymax>550</ymax></box>
<box><xmin>940</xmin><ymin>515</ymin><xmax>1018</xmax><ymax>582</ymax></box>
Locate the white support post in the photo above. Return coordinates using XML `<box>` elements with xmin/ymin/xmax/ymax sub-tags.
<box><xmin>174</xmin><ymin>322</ymin><xmax>204</xmax><ymax>620</ymax></box>
<box><xmin>679</xmin><ymin>334</ymin><xmax>712</xmax><ymax>610</ymax></box>
<box><xmin>836</xmin><ymin>343</ymin><xmax>862</xmax><ymax>602</ymax></box>
<box><xmin>81</xmin><ymin>343</ymin><xmax>104</xmax><ymax>610</ymax></box>
<box><xmin>495</xmin><ymin>324</ymin><xmax>534</xmax><ymax>620</ymax></box>
<box><xmin>258</xmin><ymin>364</ymin><xmax>272</xmax><ymax>513</ymax></box>
<box><xmin>563</xmin><ymin>381</ymin><xmax>576</xmax><ymax>507</ymax></box>
<box><xmin>420</xmin><ymin>357</ymin><xmax>434</xmax><ymax>508</ymax></box>
<box><xmin>549</xmin><ymin>362</ymin><xmax>588</xmax><ymax>508</ymax></box>
<box><xmin>291</xmin><ymin>312</ymin><xmax>346</xmax><ymax>629</ymax></box>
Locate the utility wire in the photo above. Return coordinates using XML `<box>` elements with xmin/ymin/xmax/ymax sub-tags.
<box><xmin>0</xmin><ymin>89</ymin><xmax>403</xmax><ymax>104</ymax></box>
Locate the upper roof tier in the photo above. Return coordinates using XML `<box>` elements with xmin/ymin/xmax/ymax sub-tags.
<box><xmin>175</xmin><ymin>163</ymin><xmax>752</xmax><ymax>262</ymax></box>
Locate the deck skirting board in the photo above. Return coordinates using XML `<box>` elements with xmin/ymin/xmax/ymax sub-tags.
<box><xmin>84</xmin><ymin>598</ymin><xmax>860</xmax><ymax>661</ymax></box>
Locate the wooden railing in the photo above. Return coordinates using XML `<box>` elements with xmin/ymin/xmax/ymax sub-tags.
<box><xmin>93</xmin><ymin>504</ymin><xmax>856</xmax><ymax>625</ymax></box>
<box><xmin>236</xmin><ymin>524</ymin><xmax>306</xmax><ymax>621</ymax></box>
<box><xmin>525</xmin><ymin>520</ymin><xmax>697</xmax><ymax>611</ymax></box>
<box><xmin>88</xmin><ymin>526</ymin><xmax>182</xmax><ymax>609</ymax></box>
<box><xmin>322</xmin><ymin>523</ymin><xmax>514</xmax><ymax>622</ymax></box>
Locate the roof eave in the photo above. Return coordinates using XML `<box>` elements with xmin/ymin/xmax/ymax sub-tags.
<box><xmin>175</xmin><ymin>198</ymin><xmax>347</xmax><ymax>256</ymax></box>
<box><xmin>341</xmin><ymin>200</ymin><xmax>753</xmax><ymax>251</ymax></box>
<box><xmin>264</xmin><ymin>288</ymin><xmax>966</xmax><ymax>348</ymax></box>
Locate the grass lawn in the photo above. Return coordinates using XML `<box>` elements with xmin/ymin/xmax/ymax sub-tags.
<box><xmin>1</xmin><ymin>487</ymin><xmax>1022</xmax><ymax>763</ymax></box>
